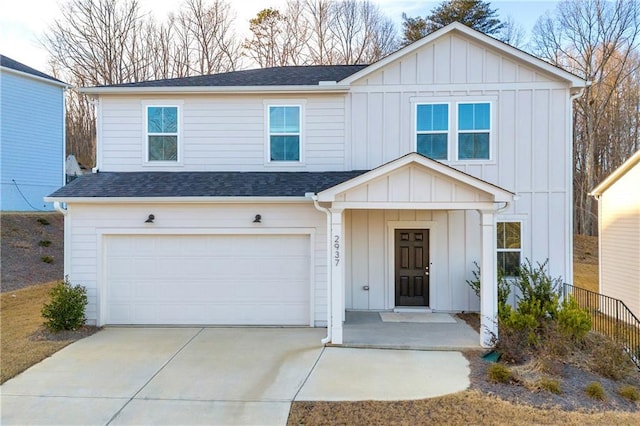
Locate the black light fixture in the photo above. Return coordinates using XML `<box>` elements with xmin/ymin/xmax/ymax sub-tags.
<box><xmin>145</xmin><ymin>214</ymin><xmax>155</xmax><ymax>223</ymax></box>
<box><xmin>253</xmin><ymin>214</ymin><xmax>262</xmax><ymax>223</ymax></box>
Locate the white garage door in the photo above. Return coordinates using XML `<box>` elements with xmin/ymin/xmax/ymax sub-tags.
<box><xmin>104</xmin><ymin>234</ymin><xmax>310</xmax><ymax>325</ymax></box>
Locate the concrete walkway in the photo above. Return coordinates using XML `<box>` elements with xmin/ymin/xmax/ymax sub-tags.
<box><xmin>1</xmin><ymin>328</ymin><xmax>470</xmax><ymax>425</ymax></box>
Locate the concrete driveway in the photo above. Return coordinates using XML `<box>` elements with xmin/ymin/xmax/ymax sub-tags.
<box><xmin>1</xmin><ymin>328</ymin><xmax>470</xmax><ymax>425</ymax></box>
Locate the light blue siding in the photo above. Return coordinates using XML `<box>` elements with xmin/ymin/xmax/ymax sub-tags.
<box><xmin>1</xmin><ymin>71</ymin><xmax>64</xmax><ymax>211</ymax></box>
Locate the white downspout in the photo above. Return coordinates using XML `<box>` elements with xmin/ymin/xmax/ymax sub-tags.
<box><xmin>309</xmin><ymin>193</ymin><xmax>332</xmax><ymax>344</ymax></box>
<box><xmin>53</xmin><ymin>201</ymin><xmax>67</xmax><ymax>216</ymax></box>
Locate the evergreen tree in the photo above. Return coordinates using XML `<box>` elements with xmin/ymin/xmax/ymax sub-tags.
<box><xmin>402</xmin><ymin>0</ymin><xmax>503</xmax><ymax>45</ymax></box>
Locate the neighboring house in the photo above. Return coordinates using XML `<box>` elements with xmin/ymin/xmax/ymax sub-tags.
<box><xmin>1</xmin><ymin>55</ymin><xmax>68</xmax><ymax>211</ymax></box>
<box><xmin>590</xmin><ymin>150</ymin><xmax>640</xmax><ymax>319</ymax></box>
<box><xmin>46</xmin><ymin>23</ymin><xmax>587</xmax><ymax>347</ymax></box>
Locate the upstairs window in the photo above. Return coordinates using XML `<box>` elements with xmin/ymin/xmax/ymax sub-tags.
<box><xmin>458</xmin><ymin>103</ymin><xmax>490</xmax><ymax>160</ymax></box>
<box><xmin>147</xmin><ymin>106</ymin><xmax>178</xmax><ymax>162</ymax></box>
<box><xmin>497</xmin><ymin>221</ymin><xmax>521</xmax><ymax>276</ymax></box>
<box><xmin>416</xmin><ymin>104</ymin><xmax>448</xmax><ymax>160</ymax></box>
<box><xmin>269</xmin><ymin>106</ymin><xmax>301</xmax><ymax>162</ymax></box>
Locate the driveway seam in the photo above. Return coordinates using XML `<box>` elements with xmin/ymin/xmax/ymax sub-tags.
<box><xmin>291</xmin><ymin>345</ymin><xmax>326</xmax><ymax>402</ymax></box>
<box><xmin>104</xmin><ymin>327</ymin><xmax>205</xmax><ymax>425</ymax></box>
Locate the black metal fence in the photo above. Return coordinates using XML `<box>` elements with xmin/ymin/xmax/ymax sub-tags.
<box><xmin>563</xmin><ymin>283</ymin><xmax>640</xmax><ymax>369</ymax></box>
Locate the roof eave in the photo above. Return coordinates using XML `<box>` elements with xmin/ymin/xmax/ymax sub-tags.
<box><xmin>1</xmin><ymin>66</ymin><xmax>70</xmax><ymax>88</ymax></box>
<box><xmin>590</xmin><ymin>149</ymin><xmax>640</xmax><ymax>196</ymax></box>
<box><xmin>44</xmin><ymin>196</ymin><xmax>313</xmax><ymax>203</ymax></box>
<box><xmin>79</xmin><ymin>84</ymin><xmax>350</xmax><ymax>95</ymax></box>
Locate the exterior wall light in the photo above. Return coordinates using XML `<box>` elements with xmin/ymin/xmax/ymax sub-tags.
<box><xmin>253</xmin><ymin>214</ymin><xmax>262</xmax><ymax>223</ymax></box>
<box><xmin>145</xmin><ymin>214</ymin><xmax>155</xmax><ymax>223</ymax></box>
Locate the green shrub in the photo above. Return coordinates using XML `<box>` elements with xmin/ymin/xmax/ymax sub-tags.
<box><xmin>41</xmin><ymin>279</ymin><xmax>88</xmax><ymax>332</ymax></box>
<box><xmin>513</xmin><ymin>259</ymin><xmax>561</xmax><ymax>322</ymax></box>
<box><xmin>466</xmin><ymin>261</ymin><xmax>512</xmax><ymax>315</ymax></box>
<box><xmin>557</xmin><ymin>295</ymin><xmax>591</xmax><ymax>341</ymax></box>
<box><xmin>537</xmin><ymin>377</ymin><xmax>562</xmax><ymax>394</ymax></box>
<box><xmin>39</xmin><ymin>240</ymin><xmax>52</xmax><ymax>247</ymax></box>
<box><xmin>585</xmin><ymin>382</ymin><xmax>606</xmax><ymax>400</ymax></box>
<box><xmin>36</xmin><ymin>217</ymin><xmax>50</xmax><ymax>225</ymax></box>
<box><xmin>487</xmin><ymin>363</ymin><xmax>512</xmax><ymax>383</ymax></box>
<box><xmin>41</xmin><ymin>256</ymin><xmax>54</xmax><ymax>264</ymax></box>
<box><xmin>617</xmin><ymin>385</ymin><xmax>639</xmax><ymax>402</ymax></box>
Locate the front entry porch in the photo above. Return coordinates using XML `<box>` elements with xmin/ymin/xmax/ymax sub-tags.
<box><xmin>340</xmin><ymin>311</ymin><xmax>480</xmax><ymax>350</ymax></box>
<box><xmin>314</xmin><ymin>153</ymin><xmax>515</xmax><ymax>347</ymax></box>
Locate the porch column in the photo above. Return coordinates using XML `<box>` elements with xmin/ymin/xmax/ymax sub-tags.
<box><xmin>329</xmin><ymin>207</ymin><xmax>345</xmax><ymax>344</ymax></box>
<box><xmin>479</xmin><ymin>210</ymin><xmax>498</xmax><ymax>347</ymax></box>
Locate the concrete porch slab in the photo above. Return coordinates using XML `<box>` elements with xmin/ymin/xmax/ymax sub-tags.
<box><xmin>343</xmin><ymin>311</ymin><xmax>481</xmax><ymax>350</ymax></box>
<box><xmin>295</xmin><ymin>347</ymin><xmax>470</xmax><ymax>401</ymax></box>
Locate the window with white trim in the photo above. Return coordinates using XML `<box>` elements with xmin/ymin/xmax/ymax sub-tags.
<box><xmin>415</xmin><ymin>101</ymin><xmax>492</xmax><ymax>161</ymax></box>
<box><xmin>416</xmin><ymin>104</ymin><xmax>449</xmax><ymax>160</ymax></box>
<box><xmin>146</xmin><ymin>106</ymin><xmax>179</xmax><ymax>162</ymax></box>
<box><xmin>458</xmin><ymin>103</ymin><xmax>490</xmax><ymax>160</ymax></box>
<box><xmin>268</xmin><ymin>105</ymin><xmax>301</xmax><ymax>162</ymax></box>
<box><xmin>497</xmin><ymin>221</ymin><xmax>521</xmax><ymax>276</ymax></box>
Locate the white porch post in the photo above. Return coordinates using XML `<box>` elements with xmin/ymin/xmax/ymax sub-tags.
<box><xmin>479</xmin><ymin>210</ymin><xmax>498</xmax><ymax>347</ymax></box>
<box><xmin>329</xmin><ymin>207</ymin><xmax>345</xmax><ymax>344</ymax></box>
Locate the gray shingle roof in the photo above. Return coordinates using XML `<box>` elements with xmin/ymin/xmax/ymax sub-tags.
<box><xmin>99</xmin><ymin>65</ymin><xmax>368</xmax><ymax>88</ymax></box>
<box><xmin>0</xmin><ymin>55</ymin><xmax>66</xmax><ymax>84</ymax></box>
<box><xmin>48</xmin><ymin>171</ymin><xmax>368</xmax><ymax>198</ymax></box>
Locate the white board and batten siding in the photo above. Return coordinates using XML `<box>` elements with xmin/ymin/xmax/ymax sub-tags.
<box><xmin>347</xmin><ymin>32</ymin><xmax>573</xmax><ymax>284</ymax></box>
<box><xmin>598</xmin><ymin>164</ymin><xmax>640</xmax><ymax>318</ymax></box>
<box><xmin>66</xmin><ymin>203</ymin><xmax>328</xmax><ymax>326</ymax></box>
<box><xmin>98</xmin><ymin>94</ymin><xmax>347</xmax><ymax>172</ymax></box>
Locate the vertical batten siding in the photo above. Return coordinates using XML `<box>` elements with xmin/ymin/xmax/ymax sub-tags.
<box><xmin>1</xmin><ymin>72</ymin><xmax>64</xmax><ymax>211</ymax></box>
<box><xmin>99</xmin><ymin>95</ymin><xmax>347</xmax><ymax>172</ymax></box>
<box><xmin>347</xmin><ymin>32</ymin><xmax>572</xmax><ymax>298</ymax></box>
<box><xmin>65</xmin><ymin>203</ymin><xmax>328</xmax><ymax>325</ymax></box>
<box><xmin>345</xmin><ymin>209</ymin><xmax>480</xmax><ymax>312</ymax></box>
<box><xmin>599</xmin><ymin>165</ymin><xmax>640</xmax><ymax>318</ymax></box>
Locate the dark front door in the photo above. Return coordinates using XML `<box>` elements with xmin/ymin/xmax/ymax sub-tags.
<box><xmin>395</xmin><ymin>229</ymin><xmax>430</xmax><ymax>307</ymax></box>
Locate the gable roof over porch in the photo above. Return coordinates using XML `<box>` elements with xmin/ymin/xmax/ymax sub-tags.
<box><xmin>316</xmin><ymin>153</ymin><xmax>514</xmax><ymax>210</ymax></box>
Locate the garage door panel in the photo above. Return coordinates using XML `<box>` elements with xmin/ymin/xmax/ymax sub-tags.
<box><xmin>105</xmin><ymin>234</ymin><xmax>311</xmax><ymax>325</ymax></box>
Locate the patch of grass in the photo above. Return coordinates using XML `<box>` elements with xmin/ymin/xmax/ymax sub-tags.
<box><xmin>36</xmin><ymin>217</ymin><xmax>51</xmax><ymax>225</ymax></box>
<box><xmin>487</xmin><ymin>363</ymin><xmax>512</xmax><ymax>383</ymax></box>
<box><xmin>585</xmin><ymin>382</ymin><xmax>606</xmax><ymax>400</ymax></box>
<box><xmin>617</xmin><ymin>385</ymin><xmax>639</xmax><ymax>402</ymax></box>
<box><xmin>537</xmin><ymin>377</ymin><xmax>562</xmax><ymax>395</ymax></box>
<box><xmin>41</xmin><ymin>256</ymin><xmax>54</xmax><ymax>264</ymax></box>
<box><xmin>1</xmin><ymin>283</ymin><xmax>75</xmax><ymax>383</ymax></box>
<box><xmin>38</xmin><ymin>240</ymin><xmax>52</xmax><ymax>247</ymax></box>
<box><xmin>287</xmin><ymin>391</ymin><xmax>640</xmax><ymax>425</ymax></box>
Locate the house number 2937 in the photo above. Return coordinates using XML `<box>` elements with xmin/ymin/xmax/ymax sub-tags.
<box><xmin>334</xmin><ymin>235</ymin><xmax>340</xmax><ymax>266</ymax></box>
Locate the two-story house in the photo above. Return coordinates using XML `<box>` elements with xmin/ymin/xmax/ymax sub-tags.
<box><xmin>1</xmin><ymin>55</ymin><xmax>67</xmax><ymax>211</ymax></box>
<box><xmin>47</xmin><ymin>23</ymin><xmax>587</xmax><ymax>347</ymax></box>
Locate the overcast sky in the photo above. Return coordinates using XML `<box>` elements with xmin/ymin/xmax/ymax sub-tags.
<box><xmin>0</xmin><ymin>0</ymin><xmax>559</xmax><ymax>73</ymax></box>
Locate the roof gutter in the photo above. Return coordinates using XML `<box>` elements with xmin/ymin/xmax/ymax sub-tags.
<box><xmin>78</xmin><ymin>84</ymin><xmax>351</xmax><ymax>95</ymax></box>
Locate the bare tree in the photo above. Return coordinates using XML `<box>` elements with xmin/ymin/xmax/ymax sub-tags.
<box><xmin>499</xmin><ymin>16</ymin><xmax>526</xmax><ymax>49</ymax></box>
<box><xmin>531</xmin><ymin>0</ymin><xmax>640</xmax><ymax>235</ymax></box>
<box><xmin>175</xmin><ymin>0</ymin><xmax>241</xmax><ymax>75</ymax></box>
<box><xmin>303</xmin><ymin>0</ymin><xmax>339</xmax><ymax>65</ymax></box>
<box><xmin>243</xmin><ymin>3</ymin><xmax>310</xmax><ymax>67</ymax></box>
<box><xmin>244</xmin><ymin>0</ymin><xmax>398</xmax><ymax>66</ymax></box>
